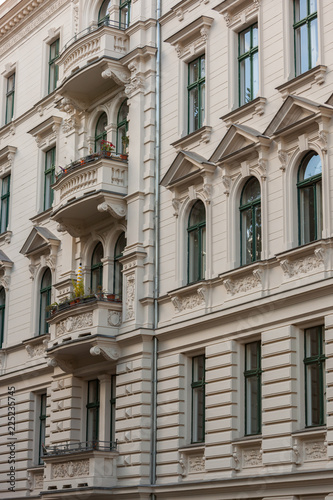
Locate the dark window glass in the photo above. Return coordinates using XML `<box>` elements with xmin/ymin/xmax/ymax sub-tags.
<box><xmin>240</xmin><ymin>177</ymin><xmax>261</xmax><ymax>265</ymax></box>
<box><xmin>5</xmin><ymin>73</ymin><xmax>15</xmax><ymax>124</ymax></box>
<box><xmin>0</xmin><ymin>175</ymin><xmax>10</xmax><ymax>233</ymax></box>
<box><xmin>238</xmin><ymin>24</ymin><xmax>259</xmax><ymax>105</ymax></box>
<box><xmin>39</xmin><ymin>268</ymin><xmax>52</xmax><ymax>336</ymax></box>
<box><xmin>44</xmin><ymin>148</ymin><xmax>55</xmax><ymax>210</ymax></box>
<box><xmin>39</xmin><ymin>393</ymin><xmax>47</xmax><ymax>464</ymax></box>
<box><xmin>91</xmin><ymin>242</ymin><xmax>104</xmax><ymax>292</ymax></box>
<box><xmin>95</xmin><ymin>113</ymin><xmax>108</xmax><ymax>152</ymax></box>
<box><xmin>114</xmin><ymin>232</ymin><xmax>126</xmax><ymax>298</ymax></box>
<box><xmin>294</xmin><ymin>0</ymin><xmax>318</xmax><ymax>76</ymax></box>
<box><xmin>87</xmin><ymin>379</ymin><xmax>99</xmax><ymax>442</ymax></box>
<box><xmin>244</xmin><ymin>341</ymin><xmax>261</xmax><ymax>435</ymax></box>
<box><xmin>116</xmin><ymin>100</ymin><xmax>129</xmax><ymax>154</ymax></box>
<box><xmin>188</xmin><ymin>55</ymin><xmax>205</xmax><ymax>133</ymax></box>
<box><xmin>48</xmin><ymin>39</ymin><xmax>59</xmax><ymax>93</ymax></box>
<box><xmin>304</xmin><ymin>325</ymin><xmax>325</xmax><ymax>427</ymax></box>
<box><xmin>188</xmin><ymin>200</ymin><xmax>206</xmax><ymax>284</ymax></box>
<box><xmin>191</xmin><ymin>355</ymin><xmax>205</xmax><ymax>443</ymax></box>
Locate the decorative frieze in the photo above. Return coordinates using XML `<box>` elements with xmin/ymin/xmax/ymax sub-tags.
<box><xmin>223</xmin><ymin>269</ymin><xmax>262</xmax><ymax>296</ymax></box>
<box><xmin>188</xmin><ymin>455</ymin><xmax>205</xmax><ymax>473</ymax></box>
<box><xmin>179</xmin><ymin>448</ymin><xmax>205</xmax><ymax>477</ymax></box>
<box><xmin>279</xmin><ymin>248</ymin><xmax>325</xmax><ymax>278</ymax></box>
<box><xmin>242</xmin><ymin>447</ymin><xmax>262</xmax><ymax>467</ymax></box>
<box><xmin>171</xmin><ymin>286</ymin><xmax>207</xmax><ymax>313</ymax></box>
<box><xmin>56</xmin><ymin>313</ymin><xmax>93</xmax><ymax>337</ymax></box>
<box><xmin>304</xmin><ymin>440</ymin><xmax>327</xmax><ymax>461</ymax></box>
<box><xmin>52</xmin><ymin>460</ymin><xmax>89</xmax><ymax>479</ymax></box>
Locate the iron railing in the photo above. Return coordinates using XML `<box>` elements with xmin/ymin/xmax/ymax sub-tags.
<box><xmin>61</xmin><ymin>19</ymin><xmax>127</xmax><ymax>53</ymax></box>
<box><xmin>42</xmin><ymin>440</ymin><xmax>117</xmax><ymax>457</ymax></box>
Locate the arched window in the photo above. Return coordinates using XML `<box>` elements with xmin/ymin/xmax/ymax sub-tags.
<box><xmin>240</xmin><ymin>177</ymin><xmax>261</xmax><ymax>265</ymax></box>
<box><xmin>297</xmin><ymin>152</ymin><xmax>322</xmax><ymax>245</ymax></box>
<box><xmin>114</xmin><ymin>232</ymin><xmax>126</xmax><ymax>298</ymax></box>
<box><xmin>39</xmin><ymin>268</ymin><xmax>52</xmax><ymax>336</ymax></box>
<box><xmin>187</xmin><ymin>200</ymin><xmax>206</xmax><ymax>284</ymax></box>
<box><xmin>98</xmin><ymin>0</ymin><xmax>112</xmax><ymax>25</ymax></box>
<box><xmin>0</xmin><ymin>287</ymin><xmax>5</xmax><ymax>347</ymax></box>
<box><xmin>116</xmin><ymin>100</ymin><xmax>129</xmax><ymax>154</ymax></box>
<box><xmin>91</xmin><ymin>242</ymin><xmax>104</xmax><ymax>292</ymax></box>
<box><xmin>119</xmin><ymin>0</ymin><xmax>131</xmax><ymax>28</ymax></box>
<box><xmin>95</xmin><ymin>113</ymin><xmax>107</xmax><ymax>152</ymax></box>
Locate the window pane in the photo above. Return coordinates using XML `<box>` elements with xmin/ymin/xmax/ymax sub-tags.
<box><xmin>44</xmin><ymin>173</ymin><xmax>53</xmax><ymax>210</ymax></box>
<box><xmin>189</xmin><ymin>201</ymin><xmax>205</xmax><ymax>226</ymax></box>
<box><xmin>201</xmin><ymin>226</ymin><xmax>206</xmax><ymax>280</ymax></box>
<box><xmin>193</xmin><ymin>355</ymin><xmax>204</xmax><ymax>382</ymax></box>
<box><xmin>255</xmin><ymin>205</ymin><xmax>261</xmax><ymax>261</ymax></box>
<box><xmin>0</xmin><ymin>198</ymin><xmax>8</xmax><ymax>233</ymax></box>
<box><xmin>302</xmin><ymin>153</ymin><xmax>321</xmax><ymax>179</ymax></box>
<box><xmin>252</xmin><ymin>51</ymin><xmax>259</xmax><ymax>99</ymax></box>
<box><xmin>189</xmin><ymin>59</ymin><xmax>199</xmax><ymax>85</ymax></box>
<box><xmin>309</xmin><ymin>0</ymin><xmax>317</xmax><ymax>15</ymax></box>
<box><xmin>300</xmin><ymin>24</ymin><xmax>309</xmax><ymax>73</ymax></box>
<box><xmin>7</xmin><ymin>74</ymin><xmax>15</xmax><ymax>92</ymax></box>
<box><xmin>6</xmin><ymin>94</ymin><xmax>14</xmax><ymax>122</ymax></box>
<box><xmin>189</xmin><ymin>87</ymin><xmax>199</xmax><ymax>133</ymax></box>
<box><xmin>239</xmin><ymin>28</ymin><xmax>251</xmax><ymax>55</ymax></box>
<box><xmin>192</xmin><ymin>386</ymin><xmax>204</xmax><ymax>442</ymax></box>
<box><xmin>246</xmin><ymin>376</ymin><xmax>259</xmax><ymax>435</ymax></box>
<box><xmin>243</xmin><ymin>208</ymin><xmax>253</xmax><ymax>264</ymax></box>
<box><xmin>252</xmin><ymin>25</ymin><xmax>258</xmax><ymax>47</ymax></box>
<box><xmin>310</xmin><ymin>17</ymin><xmax>318</xmax><ymax>68</ymax></box>
<box><xmin>316</xmin><ymin>180</ymin><xmax>323</xmax><ymax>238</ymax></box>
<box><xmin>306</xmin><ymin>363</ymin><xmax>321</xmax><ymax>425</ymax></box>
<box><xmin>246</xmin><ymin>342</ymin><xmax>258</xmax><ymax>370</ymax></box>
<box><xmin>299</xmin><ymin>185</ymin><xmax>315</xmax><ymax>244</ymax></box>
<box><xmin>189</xmin><ymin>230</ymin><xmax>199</xmax><ymax>283</ymax></box>
<box><xmin>200</xmin><ymin>57</ymin><xmax>205</xmax><ymax>78</ymax></box>
<box><xmin>200</xmin><ymin>82</ymin><xmax>205</xmax><ymax>126</ymax></box>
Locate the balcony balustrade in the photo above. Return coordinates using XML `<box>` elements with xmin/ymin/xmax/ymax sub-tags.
<box><xmin>56</xmin><ymin>21</ymin><xmax>130</xmax><ymax>104</ymax></box>
<box><xmin>42</xmin><ymin>440</ymin><xmax>118</xmax><ymax>492</ymax></box>
<box><xmin>51</xmin><ymin>152</ymin><xmax>128</xmax><ymax>235</ymax></box>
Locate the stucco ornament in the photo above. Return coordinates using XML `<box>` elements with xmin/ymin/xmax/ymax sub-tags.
<box><xmin>52</xmin><ymin>460</ymin><xmax>89</xmax><ymax>479</ymax></box>
<box><xmin>56</xmin><ymin>313</ymin><xmax>93</xmax><ymax>337</ymax></box>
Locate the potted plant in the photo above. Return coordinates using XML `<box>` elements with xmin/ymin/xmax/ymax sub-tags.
<box><xmin>71</xmin><ymin>277</ymin><xmax>85</xmax><ymax>303</ymax></box>
<box><xmin>46</xmin><ymin>302</ymin><xmax>58</xmax><ymax>315</ymax></box>
<box><xmin>101</xmin><ymin>140</ymin><xmax>115</xmax><ymax>157</ymax></box>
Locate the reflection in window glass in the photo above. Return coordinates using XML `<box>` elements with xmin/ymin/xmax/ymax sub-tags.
<box><xmin>298</xmin><ymin>152</ymin><xmax>322</xmax><ymax>245</ymax></box>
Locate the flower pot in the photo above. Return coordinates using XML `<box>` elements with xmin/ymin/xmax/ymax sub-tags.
<box><xmin>120</xmin><ymin>154</ymin><xmax>128</xmax><ymax>160</ymax></box>
<box><xmin>107</xmin><ymin>294</ymin><xmax>115</xmax><ymax>301</ymax></box>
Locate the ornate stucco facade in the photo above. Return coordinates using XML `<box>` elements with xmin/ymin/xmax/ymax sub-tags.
<box><xmin>1</xmin><ymin>1</ymin><xmax>333</xmax><ymax>499</ymax></box>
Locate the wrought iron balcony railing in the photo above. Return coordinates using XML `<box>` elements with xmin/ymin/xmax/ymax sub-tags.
<box><xmin>42</xmin><ymin>440</ymin><xmax>117</xmax><ymax>457</ymax></box>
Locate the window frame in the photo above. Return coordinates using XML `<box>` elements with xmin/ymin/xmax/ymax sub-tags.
<box><xmin>0</xmin><ymin>174</ymin><xmax>10</xmax><ymax>234</ymax></box>
<box><xmin>297</xmin><ymin>151</ymin><xmax>322</xmax><ymax>246</ymax></box>
<box><xmin>48</xmin><ymin>39</ymin><xmax>60</xmax><ymax>94</ymax></box>
<box><xmin>44</xmin><ymin>148</ymin><xmax>55</xmax><ymax>211</ymax></box>
<box><xmin>119</xmin><ymin>0</ymin><xmax>131</xmax><ymax>28</ymax></box>
<box><xmin>116</xmin><ymin>100</ymin><xmax>129</xmax><ymax>155</ymax></box>
<box><xmin>244</xmin><ymin>340</ymin><xmax>261</xmax><ymax>436</ymax></box>
<box><xmin>38</xmin><ymin>393</ymin><xmax>47</xmax><ymax>465</ymax></box>
<box><xmin>293</xmin><ymin>0</ymin><xmax>318</xmax><ymax>77</ymax></box>
<box><xmin>239</xmin><ymin>177</ymin><xmax>261</xmax><ymax>266</ymax></box>
<box><xmin>110</xmin><ymin>375</ymin><xmax>116</xmax><ymax>443</ymax></box>
<box><xmin>5</xmin><ymin>73</ymin><xmax>15</xmax><ymax>125</ymax></box>
<box><xmin>95</xmin><ymin>113</ymin><xmax>108</xmax><ymax>152</ymax></box>
<box><xmin>113</xmin><ymin>232</ymin><xmax>125</xmax><ymax>298</ymax></box>
<box><xmin>39</xmin><ymin>268</ymin><xmax>52</xmax><ymax>336</ymax></box>
<box><xmin>86</xmin><ymin>379</ymin><xmax>100</xmax><ymax>443</ymax></box>
<box><xmin>91</xmin><ymin>242</ymin><xmax>104</xmax><ymax>292</ymax></box>
<box><xmin>0</xmin><ymin>287</ymin><xmax>5</xmax><ymax>348</ymax></box>
<box><xmin>191</xmin><ymin>354</ymin><xmax>205</xmax><ymax>444</ymax></box>
<box><xmin>187</xmin><ymin>55</ymin><xmax>205</xmax><ymax>134</ymax></box>
<box><xmin>187</xmin><ymin>200</ymin><xmax>206</xmax><ymax>284</ymax></box>
<box><xmin>304</xmin><ymin>325</ymin><xmax>325</xmax><ymax>427</ymax></box>
<box><xmin>238</xmin><ymin>23</ymin><xmax>259</xmax><ymax>106</ymax></box>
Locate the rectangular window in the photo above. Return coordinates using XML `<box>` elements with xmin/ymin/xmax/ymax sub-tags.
<box><xmin>110</xmin><ymin>375</ymin><xmax>116</xmax><ymax>443</ymax></box>
<box><xmin>191</xmin><ymin>355</ymin><xmax>205</xmax><ymax>443</ymax></box>
<box><xmin>38</xmin><ymin>393</ymin><xmax>47</xmax><ymax>465</ymax></box>
<box><xmin>87</xmin><ymin>379</ymin><xmax>100</xmax><ymax>443</ymax></box>
<box><xmin>119</xmin><ymin>0</ymin><xmax>131</xmax><ymax>28</ymax></box>
<box><xmin>294</xmin><ymin>0</ymin><xmax>318</xmax><ymax>76</ymax></box>
<box><xmin>238</xmin><ymin>24</ymin><xmax>259</xmax><ymax>106</ymax></box>
<box><xmin>0</xmin><ymin>175</ymin><xmax>10</xmax><ymax>233</ymax></box>
<box><xmin>188</xmin><ymin>55</ymin><xmax>205</xmax><ymax>134</ymax></box>
<box><xmin>5</xmin><ymin>73</ymin><xmax>15</xmax><ymax>125</ymax></box>
<box><xmin>304</xmin><ymin>325</ymin><xmax>325</xmax><ymax>427</ymax></box>
<box><xmin>244</xmin><ymin>341</ymin><xmax>261</xmax><ymax>436</ymax></box>
<box><xmin>44</xmin><ymin>148</ymin><xmax>55</xmax><ymax>211</ymax></box>
<box><xmin>48</xmin><ymin>39</ymin><xmax>59</xmax><ymax>94</ymax></box>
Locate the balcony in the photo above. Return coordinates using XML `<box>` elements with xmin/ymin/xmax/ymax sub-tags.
<box><xmin>56</xmin><ymin>20</ymin><xmax>130</xmax><ymax>105</ymax></box>
<box><xmin>46</xmin><ymin>294</ymin><xmax>122</xmax><ymax>371</ymax></box>
<box><xmin>52</xmin><ymin>152</ymin><xmax>128</xmax><ymax>236</ymax></box>
<box><xmin>42</xmin><ymin>440</ymin><xmax>118</xmax><ymax>492</ymax></box>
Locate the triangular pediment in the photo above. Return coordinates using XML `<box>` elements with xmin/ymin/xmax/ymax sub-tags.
<box><xmin>326</xmin><ymin>93</ymin><xmax>333</xmax><ymax>106</ymax></box>
<box><xmin>265</xmin><ymin>95</ymin><xmax>333</xmax><ymax>137</ymax></box>
<box><xmin>20</xmin><ymin>226</ymin><xmax>60</xmax><ymax>257</ymax></box>
<box><xmin>209</xmin><ymin>124</ymin><xmax>270</xmax><ymax>163</ymax></box>
<box><xmin>161</xmin><ymin>150</ymin><xmax>215</xmax><ymax>189</ymax></box>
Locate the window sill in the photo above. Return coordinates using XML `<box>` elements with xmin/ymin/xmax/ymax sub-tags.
<box><xmin>276</xmin><ymin>65</ymin><xmax>327</xmax><ymax>99</ymax></box>
<box><xmin>0</xmin><ymin>230</ymin><xmax>12</xmax><ymax>245</ymax></box>
<box><xmin>171</xmin><ymin>125</ymin><xmax>212</xmax><ymax>152</ymax></box>
<box><xmin>221</xmin><ymin>97</ymin><xmax>266</xmax><ymax>126</ymax></box>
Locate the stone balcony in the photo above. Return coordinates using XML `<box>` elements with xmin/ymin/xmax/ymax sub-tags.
<box><xmin>42</xmin><ymin>440</ymin><xmax>118</xmax><ymax>492</ymax></box>
<box><xmin>46</xmin><ymin>295</ymin><xmax>122</xmax><ymax>371</ymax></box>
<box><xmin>56</xmin><ymin>21</ymin><xmax>130</xmax><ymax>105</ymax></box>
<box><xmin>52</xmin><ymin>153</ymin><xmax>128</xmax><ymax>236</ymax></box>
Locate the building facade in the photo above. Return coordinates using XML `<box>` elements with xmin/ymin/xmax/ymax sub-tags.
<box><xmin>0</xmin><ymin>0</ymin><xmax>333</xmax><ymax>499</ymax></box>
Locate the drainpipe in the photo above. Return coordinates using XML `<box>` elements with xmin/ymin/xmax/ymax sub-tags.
<box><xmin>151</xmin><ymin>0</ymin><xmax>161</xmax><ymax>496</ymax></box>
